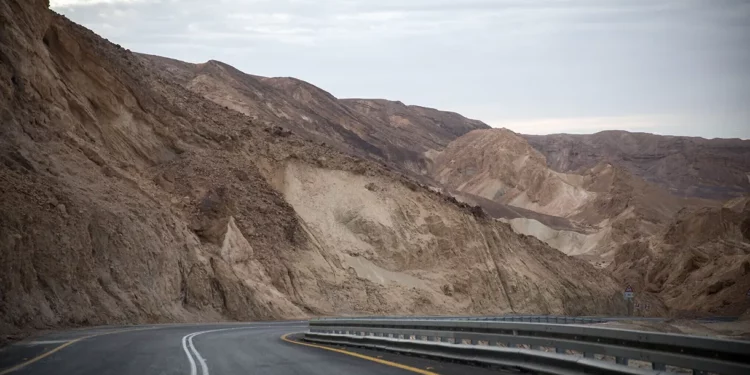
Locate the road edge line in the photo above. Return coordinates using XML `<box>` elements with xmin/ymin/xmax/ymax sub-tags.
<box><xmin>280</xmin><ymin>333</ymin><xmax>440</xmax><ymax>375</ymax></box>
<box><xmin>0</xmin><ymin>327</ymin><xmax>157</xmax><ymax>375</ymax></box>
<box><xmin>0</xmin><ymin>337</ymin><xmax>85</xmax><ymax>375</ymax></box>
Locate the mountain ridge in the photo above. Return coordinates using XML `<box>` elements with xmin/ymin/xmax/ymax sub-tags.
<box><xmin>524</xmin><ymin>131</ymin><xmax>750</xmax><ymax>200</ymax></box>
<box><xmin>138</xmin><ymin>53</ymin><xmax>490</xmax><ymax>177</ymax></box>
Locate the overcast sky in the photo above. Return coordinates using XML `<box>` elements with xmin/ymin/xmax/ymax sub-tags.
<box><xmin>51</xmin><ymin>0</ymin><xmax>750</xmax><ymax>139</ymax></box>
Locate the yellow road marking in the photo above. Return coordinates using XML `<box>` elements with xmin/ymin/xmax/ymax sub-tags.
<box><xmin>0</xmin><ymin>327</ymin><xmax>157</xmax><ymax>375</ymax></box>
<box><xmin>280</xmin><ymin>333</ymin><xmax>440</xmax><ymax>375</ymax></box>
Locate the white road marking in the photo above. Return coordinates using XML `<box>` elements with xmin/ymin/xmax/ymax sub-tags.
<box><xmin>181</xmin><ymin>332</ymin><xmax>198</xmax><ymax>375</ymax></box>
<box><xmin>19</xmin><ymin>340</ymin><xmax>72</xmax><ymax>345</ymax></box>
<box><xmin>181</xmin><ymin>324</ymin><xmax>308</xmax><ymax>375</ymax></box>
<box><xmin>188</xmin><ymin>332</ymin><xmax>209</xmax><ymax>375</ymax></box>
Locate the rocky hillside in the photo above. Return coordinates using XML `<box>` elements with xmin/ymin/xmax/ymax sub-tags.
<box><xmin>609</xmin><ymin>198</ymin><xmax>750</xmax><ymax>317</ymax></box>
<box><xmin>524</xmin><ymin>131</ymin><xmax>750</xmax><ymax>200</ymax></box>
<box><xmin>430</xmin><ymin>128</ymin><xmax>718</xmax><ymax>263</ymax></box>
<box><xmin>429</xmin><ymin>127</ymin><xmax>750</xmax><ymax>315</ymax></box>
<box><xmin>431</xmin><ymin>128</ymin><xmax>594</xmax><ymax>218</ymax></box>
<box><xmin>139</xmin><ymin>54</ymin><xmax>488</xmax><ymax>176</ymax></box>
<box><xmin>0</xmin><ymin>0</ymin><xmax>626</xmax><ymax>340</ymax></box>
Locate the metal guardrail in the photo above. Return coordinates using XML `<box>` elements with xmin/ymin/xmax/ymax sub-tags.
<box><xmin>315</xmin><ymin>315</ymin><xmax>610</xmax><ymax>324</ymax></box>
<box><xmin>306</xmin><ymin>318</ymin><xmax>750</xmax><ymax>375</ymax></box>
<box><xmin>314</xmin><ymin>314</ymin><xmax>740</xmax><ymax>324</ymax></box>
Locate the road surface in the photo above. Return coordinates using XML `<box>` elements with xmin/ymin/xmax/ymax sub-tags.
<box><xmin>0</xmin><ymin>322</ymin><xmax>507</xmax><ymax>375</ymax></box>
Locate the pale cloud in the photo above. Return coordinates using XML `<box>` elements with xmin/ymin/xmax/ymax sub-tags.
<box><xmin>50</xmin><ymin>0</ymin><xmax>750</xmax><ymax>138</ymax></box>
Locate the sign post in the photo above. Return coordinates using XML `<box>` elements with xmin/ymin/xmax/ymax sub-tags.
<box><xmin>624</xmin><ymin>285</ymin><xmax>634</xmax><ymax>316</ymax></box>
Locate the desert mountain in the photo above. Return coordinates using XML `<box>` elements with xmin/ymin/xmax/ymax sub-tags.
<box><xmin>429</xmin><ymin>127</ymin><xmax>749</xmax><ymax>315</ymax></box>
<box><xmin>0</xmin><ymin>0</ymin><xmax>626</xmax><ymax>341</ymax></box>
<box><xmin>139</xmin><ymin>54</ymin><xmax>488</xmax><ymax>176</ymax></box>
<box><xmin>430</xmin><ymin>128</ymin><xmax>721</xmax><ymax>264</ymax></box>
<box><xmin>524</xmin><ymin>131</ymin><xmax>750</xmax><ymax>200</ymax></box>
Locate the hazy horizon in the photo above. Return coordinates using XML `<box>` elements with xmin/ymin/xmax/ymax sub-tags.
<box><xmin>51</xmin><ymin>0</ymin><xmax>750</xmax><ymax>139</ymax></box>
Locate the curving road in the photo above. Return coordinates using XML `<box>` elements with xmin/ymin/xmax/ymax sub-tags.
<box><xmin>0</xmin><ymin>322</ymin><xmax>506</xmax><ymax>375</ymax></box>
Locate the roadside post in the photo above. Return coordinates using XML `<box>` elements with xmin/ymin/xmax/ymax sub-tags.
<box><xmin>624</xmin><ymin>285</ymin><xmax>634</xmax><ymax>316</ymax></box>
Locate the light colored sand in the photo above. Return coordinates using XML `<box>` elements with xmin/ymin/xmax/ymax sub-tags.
<box><xmin>505</xmin><ymin>218</ymin><xmax>611</xmax><ymax>256</ymax></box>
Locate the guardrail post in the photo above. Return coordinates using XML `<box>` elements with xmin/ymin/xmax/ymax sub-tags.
<box><xmin>652</xmin><ymin>363</ymin><xmax>666</xmax><ymax>371</ymax></box>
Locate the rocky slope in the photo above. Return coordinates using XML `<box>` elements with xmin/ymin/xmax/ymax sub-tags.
<box><xmin>430</xmin><ymin>128</ymin><xmax>717</xmax><ymax>263</ymax></box>
<box><xmin>608</xmin><ymin>197</ymin><xmax>750</xmax><ymax>317</ymax></box>
<box><xmin>139</xmin><ymin>54</ymin><xmax>488</xmax><ymax>176</ymax></box>
<box><xmin>430</xmin><ymin>128</ymin><xmax>749</xmax><ymax>314</ymax></box>
<box><xmin>524</xmin><ymin>131</ymin><xmax>750</xmax><ymax>200</ymax></box>
<box><xmin>431</xmin><ymin>128</ymin><xmax>594</xmax><ymax>218</ymax></box>
<box><xmin>0</xmin><ymin>0</ymin><xmax>626</xmax><ymax>340</ymax></box>
<box><xmin>138</xmin><ymin>57</ymin><xmax>578</xmax><ymax>230</ymax></box>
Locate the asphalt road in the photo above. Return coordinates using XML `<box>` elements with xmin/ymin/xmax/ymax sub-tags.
<box><xmin>0</xmin><ymin>322</ymin><xmax>508</xmax><ymax>375</ymax></box>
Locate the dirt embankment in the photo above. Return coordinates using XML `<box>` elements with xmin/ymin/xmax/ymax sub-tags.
<box><xmin>0</xmin><ymin>0</ymin><xmax>627</xmax><ymax>341</ymax></box>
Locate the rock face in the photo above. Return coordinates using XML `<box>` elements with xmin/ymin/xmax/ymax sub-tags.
<box><xmin>0</xmin><ymin>0</ymin><xmax>626</xmax><ymax>340</ymax></box>
<box><xmin>609</xmin><ymin>198</ymin><xmax>750</xmax><ymax>317</ymax></box>
<box><xmin>523</xmin><ymin>131</ymin><xmax>750</xmax><ymax>200</ymax></box>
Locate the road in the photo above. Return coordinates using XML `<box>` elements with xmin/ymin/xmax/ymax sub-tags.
<box><xmin>0</xmin><ymin>322</ymin><xmax>507</xmax><ymax>375</ymax></box>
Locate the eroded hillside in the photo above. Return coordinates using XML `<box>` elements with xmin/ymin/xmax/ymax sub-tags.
<box><xmin>0</xmin><ymin>0</ymin><xmax>626</xmax><ymax>340</ymax></box>
<box><xmin>430</xmin><ymin>128</ymin><xmax>749</xmax><ymax>314</ymax></box>
<box><xmin>430</xmin><ymin>128</ymin><xmax>718</xmax><ymax>263</ymax></box>
<box><xmin>431</xmin><ymin>128</ymin><xmax>594</xmax><ymax>218</ymax></box>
